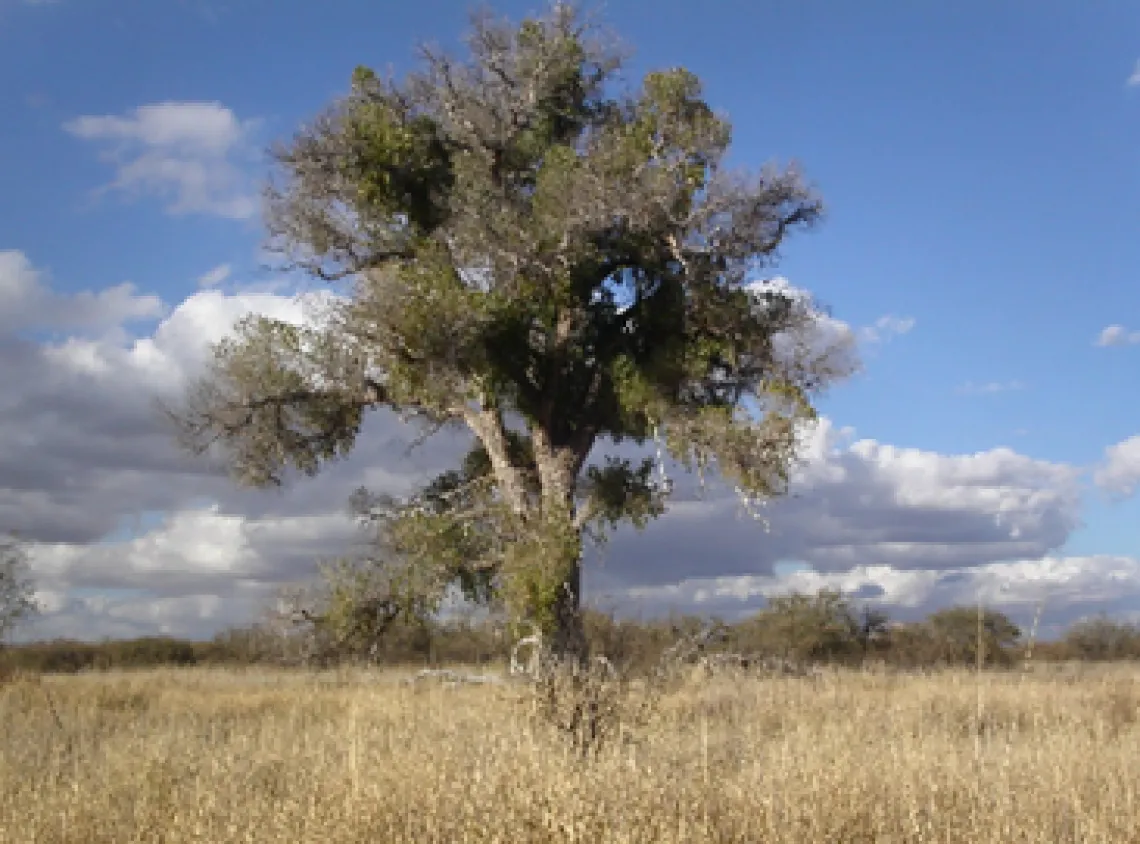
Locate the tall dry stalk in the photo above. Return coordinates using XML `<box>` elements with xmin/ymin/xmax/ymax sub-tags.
<box><xmin>1021</xmin><ymin>596</ymin><xmax>1047</xmax><ymax>677</ymax></box>
<box><xmin>975</xmin><ymin>595</ymin><xmax>985</xmax><ymax>761</ymax></box>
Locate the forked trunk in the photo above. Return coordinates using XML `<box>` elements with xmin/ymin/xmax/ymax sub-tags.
<box><xmin>470</xmin><ymin>407</ymin><xmax>592</xmax><ymax>666</ymax></box>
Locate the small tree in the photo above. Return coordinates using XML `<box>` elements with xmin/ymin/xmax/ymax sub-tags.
<box><xmin>925</xmin><ymin>606</ymin><xmax>1021</xmax><ymax>668</ymax></box>
<box><xmin>303</xmin><ymin>555</ymin><xmax>438</xmax><ymax>664</ymax></box>
<box><xmin>1</xmin><ymin>534</ymin><xmax>38</xmax><ymax>645</ymax></box>
<box><xmin>745</xmin><ymin>589</ymin><xmax>862</xmax><ymax>664</ymax></box>
<box><xmin>1061</xmin><ymin>615</ymin><xmax>1140</xmax><ymax>662</ymax></box>
<box><xmin>166</xmin><ymin>3</ymin><xmax>853</xmax><ymax>660</ymax></box>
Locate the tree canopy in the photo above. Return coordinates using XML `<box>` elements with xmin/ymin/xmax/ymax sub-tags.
<box><xmin>167</xmin><ymin>3</ymin><xmax>855</xmax><ymax>658</ymax></box>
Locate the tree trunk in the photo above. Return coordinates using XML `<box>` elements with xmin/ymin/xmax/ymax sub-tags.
<box><xmin>531</xmin><ymin>426</ymin><xmax>591</xmax><ymax>666</ymax></box>
<box><xmin>549</xmin><ymin>553</ymin><xmax>588</xmax><ymax>665</ymax></box>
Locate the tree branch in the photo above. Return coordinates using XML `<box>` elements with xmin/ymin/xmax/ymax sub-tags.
<box><xmin>462</xmin><ymin>400</ymin><xmax>532</xmax><ymax>518</ymax></box>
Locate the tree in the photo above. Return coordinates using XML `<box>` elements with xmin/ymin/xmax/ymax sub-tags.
<box><xmin>925</xmin><ymin>606</ymin><xmax>1022</xmax><ymax>668</ymax></box>
<box><xmin>1</xmin><ymin>534</ymin><xmax>38</xmax><ymax>644</ymax></box>
<box><xmin>1061</xmin><ymin>615</ymin><xmax>1140</xmax><ymax>662</ymax></box>
<box><xmin>296</xmin><ymin>555</ymin><xmax>436</xmax><ymax>664</ymax></box>
<box><xmin>744</xmin><ymin>589</ymin><xmax>863</xmax><ymax>664</ymax></box>
<box><xmin>166</xmin><ymin>3</ymin><xmax>853</xmax><ymax>661</ymax></box>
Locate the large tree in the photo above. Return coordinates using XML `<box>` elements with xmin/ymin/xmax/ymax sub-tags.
<box><xmin>168</xmin><ymin>3</ymin><xmax>854</xmax><ymax>660</ymax></box>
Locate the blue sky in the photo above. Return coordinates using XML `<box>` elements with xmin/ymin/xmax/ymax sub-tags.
<box><xmin>2</xmin><ymin>0</ymin><xmax>1139</xmax><ymax>641</ymax></box>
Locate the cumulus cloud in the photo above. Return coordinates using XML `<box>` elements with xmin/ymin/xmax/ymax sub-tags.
<box><xmin>1094</xmin><ymin>325</ymin><xmax>1140</xmax><ymax>347</ymax></box>
<box><xmin>580</xmin><ymin>416</ymin><xmax>1092</xmax><ymax>631</ymax></box>
<box><xmin>1129</xmin><ymin>60</ymin><xmax>1140</xmax><ymax>87</ymax></box>
<box><xmin>64</xmin><ymin>102</ymin><xmax>260</xmax><ymax>219</ymax></box>
<box><xmin>1095</xmin><ymin>434</ymin><xmax>1140</xmax><ymax>499</ymax></box>
<box><xmin>0</xmin><ymin>250</ymin><xmax>164</xmax><ymax>334</ymax></box>
<box><xmin>33</xmin><ymin>506</ymin><xmax>360</xmax><ymax>595</ymax></box>
<box><xmin>1</xmin><ymin>264</ymin><xmax>1130</xmax><ymax>641</ymax></box>
<box><xmin>590</xmin><ymin>418</ymin><xmax>1082</xmax><ymax>588</ymax></box>
<box><xmin>956</xmin><ymin>380</ymin><xmax>1026</xmax><ymax>396</ymax></box>
<box><xmin>1</xmin><ymin>258</ymin><xmax>460</xmax><ymax>543</ymax></box>
<box><xmin>1</xmin><ymin>263</ymin><xmax>478</xmax><ymax>639</ymax></box>
<box><xmin>611</xmin><ymin>554</ymin><xmax>1140</xmax><ymax>630</ymax></box>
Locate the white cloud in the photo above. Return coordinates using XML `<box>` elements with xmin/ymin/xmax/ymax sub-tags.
<box><xmin>1128</xmin><ymin>60</ymin><xmax>1140</xmax><ymax>87</ymax></box>
<box><xmin>0</xmin><ymin>249</ymin><xmax>164</xmax><ymax>333</ymax></box>
<box><xmin>586</xmin><ymin>417</ymin><xmax>1085</xmax><ymax>620</ymax></box>
<box><xmin>31</xmin><ymin>506</ymin><xmax>358</xmax><ymax>593</ymax></box>
<box><xmin>1094</xmin><ymin>434</ymin><xmax>1140</xmax><ymax>499</ymax></box>
<box><xmin>1</xmin><ymin>266</ymin><xmax>474</xmax><ymax>639</ymax></box>
<box><xmin>196</xmin><ymin>263</ymin><xmax>232</xmax><ymax>288</ymax></box>
<box><xmin>859</xmin><ymin>314</ymin><xmax>915</xmax><ymax>344</ymax></box>
<box><xmin>23</xmin><ymin>588</ymin><xmax>263</xmax><ymax>642</ymax></box>
<box><xmin>64</xmin><ymin>102</ymin><xmax>260</xmax><ymax>219</ymax></box>
<box><xmin>617</xmin><ymin>554</ymin><xmax>1140</xmax><ymax>625</ymax></box>
<box><xmin>41</xmin><ymin>285</ymin><xmax>334</xmax><ymax>396</ymax></box>
<box><xmin>956</xmin><ymin>380</ymin><xmax>1026</xmax><ymax>396</ymax></box>
<box><xmin>1094</xmin><ymin>325</ymin><xmax>1140</xmax><ymax>347</ymax></box>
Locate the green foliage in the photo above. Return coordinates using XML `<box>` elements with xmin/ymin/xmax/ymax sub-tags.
<box><xmin>580</xmin><ymin>456</ymin><xmax>665</xmax><ymax>535</ymax></box>
<box><xmin>499</xmin><ymin>511</ymin><xmax>582</xmax><ymax>640</ymax></box>
<box><xmin>166</xmin><ymin>314</ymin><xmax>374</xmax><ymax>487</ymax></box>
<box><xmin>297</xmin><ymin>555</ymin><xmax>440</xmax><ymax>663</ymax></box>
<box><xmin>341</xmin><ymin>72</ymin><xmax>454</xmax><ymax>234</ymax></box>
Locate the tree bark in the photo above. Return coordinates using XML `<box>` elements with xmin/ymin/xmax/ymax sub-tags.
<box><xmin>531</xmin><ymin>425</ymin><xmax>591</xmax><ymax>664</ymax></box>
<box><xmin>463</xmin><ymin>402</ymin><xmax>530</xmax><ymax>517</ymax></box>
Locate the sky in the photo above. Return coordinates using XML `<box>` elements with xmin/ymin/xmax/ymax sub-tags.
<box><xmin>2</xmin><ymin>0</ymin><xmax>1139</xmax><ymax>643</ymax></box>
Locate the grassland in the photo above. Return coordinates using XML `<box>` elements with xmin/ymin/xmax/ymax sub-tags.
<box><xmin>3</xmin><ymin>663</ymin><xmax>1140</xmax><ymax>842</ymax></box>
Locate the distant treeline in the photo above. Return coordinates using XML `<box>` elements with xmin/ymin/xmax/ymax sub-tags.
<box><xmin>3</xmin><ymin>591</ymin><xmax>1140</xmax><ymax>675</ymax></box>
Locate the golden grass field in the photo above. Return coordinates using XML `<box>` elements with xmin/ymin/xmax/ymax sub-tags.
<box><xmin>3</xmin><ymin>662</ymin><xmax>1140</xmax><ymax>843</ymax></box>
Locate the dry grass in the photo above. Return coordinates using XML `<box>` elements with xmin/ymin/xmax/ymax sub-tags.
<box><xmin>3</xmin><ymin>662</ymin><xmax>1140</xmax><ymax>842</ymax></box>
